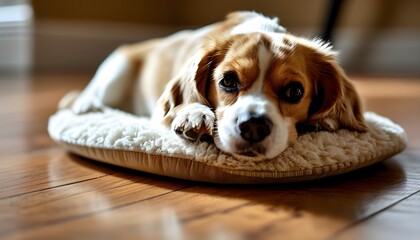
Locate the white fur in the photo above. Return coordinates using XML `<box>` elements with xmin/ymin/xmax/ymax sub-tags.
<box><xmin>255</xmin><ymin>43</ymin><xmax>272</xmax><ymax>92</ymax></box>
<box><xmin>231</xmin><ymin>14</ymin><xmax>285</xmax><ymax>35</ymax></box>
<box><xmin>215</xmin><ymin>95</ymin><xmax>290</xmax><ymax>160</ymax></box>
<box><xmin>171</xmin><ymin>103</ymin><xmax>215</xmax><ymax>139</ymax></box>
<box><xmin>72</xmin><ymin>49</ymin><xmax>134</xmax><ymax>113</ymax></box>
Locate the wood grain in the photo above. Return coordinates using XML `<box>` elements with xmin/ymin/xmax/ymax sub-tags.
<box><xmin>0</xmin><ymin>74</ymin><xmax>420</xmax><ymax>240</ymax></box>
<box><xmin>335</xmin><ymin>187</ymin><xmax>420</xmax><ymax>240</ymax></box>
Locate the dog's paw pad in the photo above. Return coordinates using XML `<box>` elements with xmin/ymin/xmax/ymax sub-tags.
<box><xmin>184</xmin><ymin>129</ymin><xmax>199</xmax><ymax>140</ymax></box>
<box><xmin>172</xmin><ymin>103</ymin><xmax>215</xmax><ymax>142</ymax></box>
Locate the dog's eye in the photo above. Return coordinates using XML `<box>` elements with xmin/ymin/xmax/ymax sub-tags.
<box><xmin>280</xmin><ymin>81</ymin><xmax>304</xmax><ymax>103</ymax></box>
<box><xmin>219</xmin><ymin>71</ymin><xmax>240</xmax><ymax>92</ymax></box>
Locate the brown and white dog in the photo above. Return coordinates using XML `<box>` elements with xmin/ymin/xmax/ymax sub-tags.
<box><xmin>70</xmin><ymin>11</ymin><xmax>367</xmax><ymax>160</ymax></box>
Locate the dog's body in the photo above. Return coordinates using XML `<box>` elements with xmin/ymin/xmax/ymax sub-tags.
<box><xmin>71</xmin><ymin>11</ymin><xmax>366</xmax><ymax>160</ymax></box>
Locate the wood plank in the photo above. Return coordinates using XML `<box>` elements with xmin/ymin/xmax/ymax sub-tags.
<box><xmin>334</xmin><ymin>189</ymin><xmax>420</xmax><ymax>240</ymax></box>
<box><xmin>0</xmin><ymin>75</ymin><xmax>88</xmax><ymax>157</ymax></box>
<box><xmin>2</xmin><ymin>152</ymin><xmax>419</xmax><ymax>239</ymax></box>
<box><xmin>353</xmin><ymin>79</ymin><xmax>420</xmax><ymax>150</ymax></box>
<box><xmin>0</xmin><ymin>149</ymin><xmax>110</xmax><ymax>199</ymax></box>
<box><xmin>331</xmin><ymin>151</ymin><xmax>420</xmax><ymax>240</ymax></box>
<box><xmin>0</xmin><ymin>149</ymin><xmax>189</xmax><ymax>236</ymax></box>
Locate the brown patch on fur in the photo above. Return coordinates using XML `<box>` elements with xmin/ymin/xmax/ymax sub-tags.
<box><xmin>209</xmin><ymin>34</ymin><xmax>266</xmax><ymax>108</ymax></box>
<box><xmin>159</xmin><ymin>47</ymin><xmax>221</xmax><ymax>127</ymax></box>
<box><xmin>299</xmin><ymin>44</ymin><xmax>367</xmax><ymax>132</ymax></box>
<box><xmin>260</xmin><ymin>40</ymin><xmax>313</xmax><ymax>125</ymax></box>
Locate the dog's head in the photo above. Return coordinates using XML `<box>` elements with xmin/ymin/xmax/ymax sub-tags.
<box><xmin>162</xmin><ymin>12</ymin><xmax>367</xmax><ymax>160</ymax></box>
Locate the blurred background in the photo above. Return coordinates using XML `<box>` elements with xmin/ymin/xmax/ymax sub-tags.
<box><xmin>1</xmin><ymin>0</ymin><xmax>420</xmax><ymax>77</ymax></box>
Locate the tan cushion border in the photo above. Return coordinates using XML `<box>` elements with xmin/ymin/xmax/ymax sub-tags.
<box><xmin>59</xmin><ymin>140</ymin><xmax>401</xmax><ymax>184</ymax></box>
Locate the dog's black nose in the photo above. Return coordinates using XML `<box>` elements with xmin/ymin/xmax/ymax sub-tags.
<box><xmin>238</xmin><ymin>115</ymin><xmax>272</xmax><ymax>144</ymax></box>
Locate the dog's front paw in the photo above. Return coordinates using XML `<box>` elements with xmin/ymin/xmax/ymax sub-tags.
<box><xmin>172</xmin><ymin>103</ymin><xmax>215</xmax><ymax>142</ymax></box>
<box><xmin>71</xmin><ymin>95</ymin><xmax>105</xmax><ymax>114</ymax></box>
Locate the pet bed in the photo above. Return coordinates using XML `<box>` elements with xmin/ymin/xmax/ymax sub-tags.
<box><xmin>48</xmin><ymin>108</ymin><xmax>407</xmax><ymax>183</ymax></box>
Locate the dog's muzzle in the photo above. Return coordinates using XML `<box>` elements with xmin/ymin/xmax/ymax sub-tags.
<box><xmin>238</xmin><ymin>113</ymin><xmax>273</xmax><ymax>144</ymax></box>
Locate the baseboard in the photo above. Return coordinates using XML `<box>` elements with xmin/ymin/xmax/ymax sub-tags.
<box><xmin>0</xmin><ymin>11</ymin><xmax>33</xmax><ymax>74</ymax></box>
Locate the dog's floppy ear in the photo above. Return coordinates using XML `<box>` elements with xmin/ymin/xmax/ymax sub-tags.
<box><xmin>157</xmin><ymin>47</ymin><xmax>218</xmax><ymax>126</ymax></box>
<box><xmin>304</xmin><ymin>48</ymin><xmax>367</xmax><ymax>132</ymax></box>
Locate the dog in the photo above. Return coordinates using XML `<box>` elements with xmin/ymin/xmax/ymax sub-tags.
<box><xmin>69</xmin><ymin>11</ymin><xmax>367</xmax><ymax>160</ymax></box>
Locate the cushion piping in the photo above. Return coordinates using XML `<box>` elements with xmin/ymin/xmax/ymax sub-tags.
<box><xmin>57</xmin><ymin>139</ymin><xmax>403</xmax><ymax>184</ymax></box>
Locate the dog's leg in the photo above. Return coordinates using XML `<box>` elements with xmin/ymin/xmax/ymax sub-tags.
<box><xmin>71</xmin><ymin>40</ymin><xmax>159</xmax><ymax>114</ymax></box>
<box><xmin>71</xmin><ymin>47</ymin><xmax>134</xmax><ymax>113</ymax></box>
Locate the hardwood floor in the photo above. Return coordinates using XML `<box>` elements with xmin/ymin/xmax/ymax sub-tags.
<box><xmin>1</xmin><ymin>74</ymin><xmax>419</xmax><ymax>240</ymax></box>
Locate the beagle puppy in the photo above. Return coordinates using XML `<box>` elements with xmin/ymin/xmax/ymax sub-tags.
<box><xmin>71</xmin><ymin>11</ymin><xmax>367</xmax><ymax>160</ymax></box>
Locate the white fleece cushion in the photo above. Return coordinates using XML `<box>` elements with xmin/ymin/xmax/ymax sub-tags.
<box><xmin>48</xmin><ymin>109</ymin><xmax>407</xmax><ymax>183</ymax></box>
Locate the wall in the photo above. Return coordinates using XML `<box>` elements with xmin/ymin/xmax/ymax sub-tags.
<box><xmin>32</xmin><ymin>0</ymin><xmax>420</xmax><ymax>76</ymax></box>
